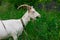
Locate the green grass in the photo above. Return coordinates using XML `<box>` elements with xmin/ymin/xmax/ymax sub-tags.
<box><xmin>0</xmin><ymin>6</ymin><xmax>60</xmax><ymax>40</ymax></box>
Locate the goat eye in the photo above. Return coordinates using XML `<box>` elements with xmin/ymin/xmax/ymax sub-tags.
<box><xmin>32</xmin><ymin>11</ymin><xmax>35</xmax><ymax>13</ymax></box>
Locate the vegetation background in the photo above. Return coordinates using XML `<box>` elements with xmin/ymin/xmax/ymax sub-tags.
<box><xmin>0</xmin><ymin>0</ymin><xmax>60</xmax><ymax>40</ymax></box>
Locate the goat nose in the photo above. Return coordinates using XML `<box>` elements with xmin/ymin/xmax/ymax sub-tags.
<box><xmin>39</xmin><ymin>15</ymin><xmax>41</xmax><ymax>18</ymax></box>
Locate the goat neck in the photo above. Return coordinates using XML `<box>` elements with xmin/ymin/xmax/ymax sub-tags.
<box><xmin>21</xmin><ymin>11</ymin><xmax>30</xmax><ymax>26</ymax></box>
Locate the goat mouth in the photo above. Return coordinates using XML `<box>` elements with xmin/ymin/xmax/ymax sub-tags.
<box><xmin>36</xmin><ymin>16</ymin><xmax>40</xmax><ymax>19</ymax></box>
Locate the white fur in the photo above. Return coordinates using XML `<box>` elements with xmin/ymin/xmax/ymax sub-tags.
<box><xmin>0</xmin><ymin>6</ymin><xmax>41</xmax><ymax>40</ymax></box>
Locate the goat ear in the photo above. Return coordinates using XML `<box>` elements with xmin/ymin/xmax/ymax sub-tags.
<box><xmin>27</xmin><ymin>6</ymin><xmax>31</xmax><ymax>12</ymax></box>
<box><xmin>27</xmin><ymin>6</ymin><xmax>31</xmax><ymax>10</ymax></box>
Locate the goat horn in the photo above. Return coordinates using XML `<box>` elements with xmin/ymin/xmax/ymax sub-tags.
<box><xmin>17</xmin><ymin>4</ymin><xmax>31</xmax><ymax>9</ymax></box>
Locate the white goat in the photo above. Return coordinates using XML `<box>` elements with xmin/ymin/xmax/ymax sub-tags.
<box><xmin>0</xmin><ymin>4</ymin><xmax>41</xmax><ymax>40</ymax></box>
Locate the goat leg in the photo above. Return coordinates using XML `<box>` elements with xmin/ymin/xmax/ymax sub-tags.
<box><xmin>11</xmin><ymin>33</ymin><xmax>18</xmax><ymax>40</ymax></box>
